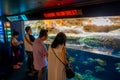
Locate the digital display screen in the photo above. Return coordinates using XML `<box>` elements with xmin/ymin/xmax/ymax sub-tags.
<box><xmin>6</xmin><ymin>14</ymin><xmax>28</xmax><ymax>21</ymax></box>
<box><xmin>43</xmin><ymin>10</ymin><xmax>82</xmax><ymax>18</ymax></box>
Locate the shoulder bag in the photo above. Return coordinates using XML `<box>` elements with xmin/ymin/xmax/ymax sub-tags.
<box><xmin>52</xmin><ymin>48</ymin><xmax>75</xmax><ymax>79</ymax></box>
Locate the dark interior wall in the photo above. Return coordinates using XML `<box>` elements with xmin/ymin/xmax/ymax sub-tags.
<box><xmin>0</xmin><ymin>39</ymin><xmax>12</xmax><ymax>76</ymax></box>
<box><xmin>25</xmin><ymin>1</ymin><xmax>120</xmax><ymax>20</ymax></box>
<box><xmin>0</xmin><ymin>42</ymin><xmax>10</xmax><ymax>65</ymax></box>
<box><xmin>10</xmin><ymin>21</ymin><xmax>25</xmax><ymax>41</ymax></box>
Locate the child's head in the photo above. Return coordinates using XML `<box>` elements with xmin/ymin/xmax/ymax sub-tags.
<box><xmin>13</xmin><ymin>30</ymin><xmax>19</xmax><ymax>38</ymax></box>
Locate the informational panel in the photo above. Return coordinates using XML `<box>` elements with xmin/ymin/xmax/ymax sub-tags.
<box><xmin>0</xmin><ymin>21</ymin><xmax>4</xmax><ymax>43</ymax></box>
<box><xmin>4</xmin><ymin>22</ymin><xmax>11</xmax><ymax>42</ymax></box>
<box><xmin>6</xmin><ymin>14</ymin><xmax>28</xmax><ymax>22</ymax></box>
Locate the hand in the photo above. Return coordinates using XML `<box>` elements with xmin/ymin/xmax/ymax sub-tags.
<box><xmin>20</xmin><ymin>41</ymin><xmax>23</xmax><ymax>44</ymax></box>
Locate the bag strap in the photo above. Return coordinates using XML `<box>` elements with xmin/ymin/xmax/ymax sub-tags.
<box><xmin>52</xmin><ymin>48</ymin><xmax>66</xmax><ymax>66</ymax></box>
<box><xmin>24</xmin><ymin>35</ymin><xmax>33</xmax><ymax>46</ymax></box>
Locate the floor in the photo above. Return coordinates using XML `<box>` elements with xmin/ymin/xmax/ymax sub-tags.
<box><xmin>1</xmin><ymin>62</ymin><xmax>37</xmax><ymax>80</ymax></box>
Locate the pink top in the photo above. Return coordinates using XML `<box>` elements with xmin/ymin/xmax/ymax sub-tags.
<box><xmin>33</xmin><ymin>38</ymin><xmax>48</xmax><ymax>70</ymax></box>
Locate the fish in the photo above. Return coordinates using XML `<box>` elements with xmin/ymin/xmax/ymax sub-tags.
<box><xmin>68</xmin><ymin>56</ymin><xmax>75</xmax><ymax>63</ymax></box>
<box><xmin>95</xmin><ymin>66</ymin><xmax>105</xmax><ymax>72</ymax></box>
<box><xmin>82</xmin><ymin>61</ymin><xmax>89</xmax><ymax>65</ymax></box>
<box><xmin>85</xmin><ymin>70</ymin><xmax>93</xmax><ymax>75</ymax></box>
<box><xmin>115</xmin><ymin>63</ymin><xmax>120</xmax><ymax>67</ymax></box>
<box><xmin>115</xmin><ymin>63</ymin><xmax>120</xmax><ymax>72</ymax></box>
<box><xmin>75</xmin><ymin>72</ymin><xmax>83</xmax><ymax>80</ymax></box>
<box><xmin>118</xmin><ymin>70</ymin><xmax>120</xmax><ymax>73</ymax></box>
<box><xmin>95</xmin><ymin>58</ymin><xmax>106</xmax><ymax>66</ymax></box>
<box><xmin>75</xmin><ymin>54</ymin><xmax>78</xmax><ymax>57</ymax></box>
<box><xmin>87</xmin><ymin>58</ymin><xmax>95</xmax><ymax>63</ymax></box>
<box><xmin>75</xmin><ymin>66</ymin><xmax>79</xmax><ymax>70</ymax></box>
<box><xmin>116</xmin><ymin>67</ymin><xmax>120</xmax><ymax>70</ymax></box>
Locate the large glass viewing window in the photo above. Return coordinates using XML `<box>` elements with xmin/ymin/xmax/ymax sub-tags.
<box><xmin>24</xmin><ymin>16</ymin><xmax>120</xmax><ymax>57</ymax></box>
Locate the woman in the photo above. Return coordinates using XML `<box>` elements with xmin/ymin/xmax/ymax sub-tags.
<box><xmin>11</xmin><ymin>30</ymin><xmax>23</xmax><ymax>69</ymax></box>
<box><xmin>48</xmin><ymin>32</ymin><xmax>68</xmax><ymax>80</ymax></box>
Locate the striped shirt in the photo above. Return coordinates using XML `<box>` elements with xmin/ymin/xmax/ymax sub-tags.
<box><xmin>33</xmin><ymin>38</ymin><xmax>48</xmax><ymax>70</ymax></box>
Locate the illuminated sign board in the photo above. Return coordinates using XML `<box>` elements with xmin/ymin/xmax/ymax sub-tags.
<box><xmin>6</xmin><ymin>14</ymin><xmax>28</xmax><ymax>21</ymax></box>
<box><xmin>0</xmin><ymin>21</ymin><xmax>3</xmax><ymax>34</ymax></box>
<box><xmin>43</xmin><ymin>9</ymin><xmax>82</xmax><ymax>18</ymax></box>
<box><xmin>0</xmin><ymin>20</ymin><xmax>4</xmax><ymax>43</ymax></box>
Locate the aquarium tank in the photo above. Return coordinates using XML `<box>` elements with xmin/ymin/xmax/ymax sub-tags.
<box><xmin>24</xmin><ymin>16</ymin><xmax>120</xmax><ymax>80</ymax></box>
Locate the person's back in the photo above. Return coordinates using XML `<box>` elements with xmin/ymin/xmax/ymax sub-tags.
<box><xmin>48</xmin><ymin>32</ymin><xmax>68</xmax><ymax>80</ymax></box>
<box><xmin>33</xmin><ymin>29</ymin><xmax>48</xmax><ymax>80</ymax></box>
<box><xmin>48</xmin><ymin>45</ymin><xmax>66</xmax><ymax>80</ymax></box>
<box><xmin>33</xmin><ymin>38</ymin><xmax>48</xmax><ymax>70</ymax></box>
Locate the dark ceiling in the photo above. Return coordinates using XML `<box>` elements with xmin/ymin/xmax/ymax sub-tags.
<box><xmin>0</xmin><ymin>0</ymin><xmax>119</xmax><ymax>17</ymax></box>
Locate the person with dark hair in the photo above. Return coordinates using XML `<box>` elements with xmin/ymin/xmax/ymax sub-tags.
<box><xmin>11</xmin><ymin>30</ymin><xmax>23</xmax><ymax>69</ymax></box>
<box><xmin>24</xmin><ymin>26</ymin><xmax>35</xmax><ymax>76</ymax></box>
<box><xmin>33</xmin><ymin>29</ymin><xmax>48</xmax><ymax>80</ymax></box>
<box><xmin>48</xmin><ymin>32</ymin><xmax>68</xmax><ymax>80</ymax></box>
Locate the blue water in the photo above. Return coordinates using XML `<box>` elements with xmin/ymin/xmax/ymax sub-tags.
<box><xmin>46</xmin><ymin>44</ymin><xmax>120</xmax><ymax>80</ymax></box>
<box><xmin>66</xmin><ymin>48</ymin><xmax>120</xmax><ymax>80</ymax></box>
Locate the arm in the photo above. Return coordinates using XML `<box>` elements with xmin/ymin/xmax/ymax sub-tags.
<box><xmin>12</xmin><ymin>39</ymin><xmax>23</xmax><ymax>46</ymax></box>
